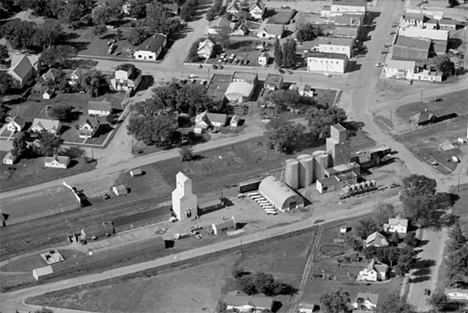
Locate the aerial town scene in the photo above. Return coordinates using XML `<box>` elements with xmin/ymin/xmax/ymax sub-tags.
<box><xmin>0</xmin><ymin>0</ymin><xmax>467</xmax><ymax>312</ymax></box>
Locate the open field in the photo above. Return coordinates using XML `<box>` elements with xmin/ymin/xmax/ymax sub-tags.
<box><xmin>29</xmin><ymin>228</ymin><xmax>317</xmax><ymax>313</ymax></box>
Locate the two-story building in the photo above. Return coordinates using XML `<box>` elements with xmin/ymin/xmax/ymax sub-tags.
<box><xmin>384</xmin><ymin>59</ymin><xmax>415</xmax><ymax>80</ymax></box>
<box><xmin>307</xmin><ymin>52</ymin><xmax>348</xmax><ymax>74</ymax></box>
<box><xmin>317</xmin><ymin>37</ymin><xmax>354</xmax><ymax>58</ymax></box>
<box><xmin>134</xmin><ymin>34</ymin><xmax>167</xmax><ymax>61</ymax></box>
<box><xmin>322</xmin><ymin>0</ymin><xmax>366</xmax><ymax>17</ymax></box>
<box><xmin>110</xmin><ymin>64</ymin><xmax>142</xmax><ymax>92</ymax></box>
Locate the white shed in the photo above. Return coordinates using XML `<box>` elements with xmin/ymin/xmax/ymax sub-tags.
<box><xmin>3</xmin><ymin>152</ymin><xmax>17</xmax><ymax>165</ymax></box>
<box><xmin>32</xmin><ymin>265</ymin><xmax>53</xmax><ymax>281</ymax></box>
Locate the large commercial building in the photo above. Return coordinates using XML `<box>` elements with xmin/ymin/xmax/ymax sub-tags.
<box><xmin>307</xmin><ymin>52</ymin><xmax>348</xmax><ymax>74</ymax></box>
<box><xmin>259</xmin><ymin>176</ymin><xmax>304</xmax><ymax>211</ymax></box>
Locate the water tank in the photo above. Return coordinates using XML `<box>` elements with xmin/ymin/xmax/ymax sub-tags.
<box><xmin>297</xmin><ymin>154</ymin><xmax>314</xmax><ymax>188</ymax></box>
<box><xmin>284</xmin><ymin>159</ymin><xmax>299</xmax><ymax>190</ymax></box>
<box><xmin>313</xmin><ymin>151</ymin><xmax>329</xmax><ymax>181</ymax></box>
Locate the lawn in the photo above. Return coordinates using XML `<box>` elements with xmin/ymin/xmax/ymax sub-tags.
<box><xmin>203</xmin><ymin>39</ymin><xmax>264</xmax><ymax>67</ymax></box>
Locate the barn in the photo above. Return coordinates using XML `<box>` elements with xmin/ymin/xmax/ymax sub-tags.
<box><xmin>258</xmin><ymin>176</ymin><xmax>304</xmax><ymax>211</ymax></box>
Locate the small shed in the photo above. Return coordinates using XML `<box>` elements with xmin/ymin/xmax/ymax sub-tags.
<box><xmin>212</xmin><ymin>216</ymin><xmax>236</xmax><ymax>235</ymax></box>
<box><xmin>32</xmin><ymin>265</ymin><xmax>54</xmax><ymax>281</ymax></box>
<box><xmin>298</xmin><ymin>303</ymin><xmax>319</xmax><ymax>313</ymax></box>
<box><xmin>340</xmin><ymin>225</ymin><xmax>349</xmax><ymax>233</ymax></box>
<box><xmin>3</xmin><ymin>152</ymin><xmax>17</xmax><ymax>165</ymax></box>
<box><xmin>42</xmin><ymin>88</ymin><xmax>54</xmax><ymax>100</ymax></box>
<box><xmin>112</xmin><ymin>184</ymin><xmax>128</xmax><ymax>196</ymax></box>
<box><xmin>130</xmin><ymin>169</ymin><xmax>143</xmax><ymax>177</ymax></box>
<box><xmin>230</xmin><ymin>115</ymin><xmax>241</xmax><ymax>127</ymax></box>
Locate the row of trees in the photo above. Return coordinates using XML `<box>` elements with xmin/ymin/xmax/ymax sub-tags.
<box><xmin>206</xmin><ymin>0</ymin><xmax>226</xmax><ymax>21</ymax></box>
<box><xmin>274</xmin><ymin>38</ymin><xmax>297</xmax><ymax>69</ymax></box>
<box><xmin>296</xmin><ymin>23</ymin><xmax>323</xmax><ymax>42</ymax></box>
<box><xmin>446</xmin><ymin>221</ymin><xmax>468</xmax><ymax>288</ymax></box>
<box><xmin>232</xmin><ymin>268</ymin><xmax>297</xmax><ymax>297</ymax></box>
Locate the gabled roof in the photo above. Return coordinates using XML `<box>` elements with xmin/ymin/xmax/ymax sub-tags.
<box><xmin>262</xmin><ymin>23</ymin><xmax>284</xmax><ymax>36</ymax></box>
<box><xmin>9</xmin><ymin>116</ymin><xmax>26</xmax><ymax>128</ymax></box>
<box><xmin>249</xmin><ymin>0</ymin><xmax>265</xmax><ymax>11</ymax></box>
<box><xmin>79</xmin><ymin>115</ymin><xmax>100</xmax><ymax>128</ymax></box>
<box><xmin>366</xmin><ymin>231</ymin><xmax>388</xmax><ymax>246</ymax></box>
<box><xmin>32</xmin><ymin>118</ymin><xmax>61</xmax><ymax>132</ymax></box>
<box><xmin>42</xmin><ymin>68</ymin><xmax>60</xmax><ymax>82</ymax></box>
<box><xmin>88</xmin><ymin>99</ymin><xmax>112</xmax><ymax>112</ymax></box>
<box><xmin>227</xmin><ymin>0</ymin><xmax>241</xmax><ymax>12</ymax></box>
<box><xmin>264</xmin><ymin>74</ymin><xmax>283</xmax><ymax>86</ymax></box>
<box><xmin>198</xmin><ymin>39</ymin><xmax>215</xmax><ymax>51</ymax></box>
<box><xmin>206</xmin><ymin>112</ymin><xmax>227</xmax><ymax>124</ymax></box>
<box><xmin>224</xmin><ymin>290</ymin><xmax>273</xmax><ymax>309</ymax></box>
<box><xmin>209</xmin><ymin>17</ymin><xmax>233</xmax><ymax>29</ymax></box>
<box><xmin>9</xmin><ymin>55</ymin><xmax>34</xmax><ymax>80</ymax></box>
<box><xmin>136</xmin><ymin>34</ymin><xmax>167</xmax><ymax>52</ymax></box>
<box><xmin>69</xmin><ymin>68</ymin><xmax>86</xmax><ymax>79</ymax></box>
<box><xmin>417</xmin><ymin>110</ymin><xmax>435</xmax><ymax>124</ymax></box>
<box><xmin>113</xmin><ymin>184</ymin><xmax>128</xmax><ymax>194</ymax></box>
<box><xmin>318</xmin><ymin>36</ymin><xmax>354</xmax><ymax>47</ymax></box>
<box><xmin>385</xmin><ymin>59</ymin><xmax>415</xmax><ymax>70</ymax></box>
<box><xmin>45</xmin><ymin>156</ymin><xmax>70</xmax><ymax>166</ymax></box>
<box><xmin>387</xmin><ymin>217</ymin><xmax>408</xmax><ymax>227</ymax></box>
<box><xmin>395</xmin><ymin>36</ymin><xmax>431</xmax><ymax>50</ymax></box>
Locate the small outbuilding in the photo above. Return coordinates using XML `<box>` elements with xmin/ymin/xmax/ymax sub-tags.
<box><xmin>32</xmin><ymin>265</ymin><xmax>54</xmax><ymax>281</ymax></box>
<box><xmin>112</xmin><ymin>184</ymin><xmax>128</xmax><ymax>196</ymax></box>
<box><xmin>44</xmin><ymin>156</ymin><xmax>71</xmax><ymax>169</ymax></box>
<box><xmin>259</xmin><ymin>176</ymin><xmax>304</xmax><ymax>211</ymax></box>
<box><xmin>3</xmin><ymin>152</ymin><xmax>17</xmax><ymax>165</ymax></box>
<box><xmin>81</xmin><ymin>221</ymin><xmax>114</xmax><ymax>240</ymax></box>
<box><xmin>212</xmin><ymin>216</ymin><xmax>236</xmax><ymax>235</ymax></box>
<box><xmin>230</xmin><ymin>115</ymin><xmax>241</xmax><ymax>127</ymax></box>
<box><xmin>130</xmin><ymin>169</ymin><xmax>143</xmax><ymax>177</ymax></box>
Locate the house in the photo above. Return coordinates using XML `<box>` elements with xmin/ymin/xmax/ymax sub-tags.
<box><xmin>163</xmin><ymin>3</ymin><xmax>180</xmax><ymax>15</ymax></box>
<box><xmin>354</xmin><ymin>293</ymin><xmax>379</xmax><ymax>311</ymax></box>
<box><xmin>3</xmin><ymin>152</ymin><xmax>17</xmax><ymax>165</ymax></box>
<box><xmin>207</xmin><ymin>18</ymin><xmax>234</xmax><ymax>35</ymax></box>
<box><xmin>197</xmin><ymin>38</ymin><xmax>215</xmax><ymax>60</ymax></box>
<box><xmin>112</xmin><ymin>184</ymin><xmax>128</xmax><ymax>196</ymax></box>
<box><xmin>7</xmin><ymin>54</ymin><xmax>37</xmax><ymax>87</ymax></box>
<box><xmin>42</xmin><ymin>88</ymin><xmax>54</xmax><ymax>100</ymax></box>
<box><xmin>224</xmin><ymin>290</ymin><xmax>274</xmax><ymax>312</ymax></box>
<box><xmin>172</xmin><ymin>172</ymin><xmax>198</xmax><ymax>221</ymax></box>
<box><xmin>6</xmin><ymin>116</ymin><xmax>26</xmax><ymax>133</ymax></box>
<box><xmin>230</xmin><ymin>114</ymin><xmax>241</xmax><ymax>127</ymax></box>
<box><xmin>41</xmin><ymin>68</ymin><xmax>61</xmax><ymax>82</ymax></box>
<box><xmin>384</xmin><ymin>217</ymin><xmax>409</xmax><ymax>234</ymax></box>
<box><xmin>226</xmin><ymin>0</ymin><xmax>241</xmax><ymax>15</ymax></box>
<box><xmin>299</xmin><ymin>84</ymin><xmax>315</xmax><ymax>97</ymax></box>
<box><xmin>324</xmin><ymin>0</ymin><xmax>366</xmax><ymax>18</ymax></box>
<box><xmin>130</xmin><ymin>169</ymin><xmax>143</xmax><ymax>177</ymax></box>
<box><xmin>438</xmin><ymin>18</ymin><xmax>458</xmax><ymax>30</ymax></box>
<box><xmin>134</xmin><ymin>34</ymin><xmax>167</xmax><ymax>61</ymax></box>
<box><xmin>212</xmin><ymin>216</ymin><xmax>236</xmax><ymax>235</ymax></box>
<box><xmin>357</xmin><ymin>259</ymin><xmax>389</xmax><ymax>282</ymax></box>
<box><xmin>258</xmin><ymin>52</ymin><xmax>269</xmax><ymax>66</ymax></box>
<box><xmin>68</xmin><ymin>68</ymin><xmax>85</xmax><ymax>86</ymax></box>
<box><xmin>398</xmin><ymin>27</ymin><xmax>448</xmax><ymax>55</ymax></box>
<box><xmin>194</xmin><ymin>111</ymin><xmax>211</xmax><ymax>133</ymax></box>
<box><xmin>31</xmin><ymin>118</ymin><xmax>61</xmax><ymax>134</ymax></box>
<box><xmin>249</xmin><ymin>0</ymin><xmax>265</xmax><ymax>20</ymax></box>
<box><xmin>32</xmin><ymin>266</ymin><xmax>53</xmax><ymax>281</ymax></box>
<box><xmin>416</xmin><ymin>109</ymin><xmax>436</xmax><ymax>126</ymax></box>
<box><xmin>88</xmin><ymin>99</ymin><xmax>112</xmax><ymax>116</ymax></box>
<box><xmin>110</xmin><ymin>63</ymin><xmax>142</xmax><ymax>92</ymax></box>
<box><xmin>232</xmin><ymin>24</ymin><xmax>249</xmax><ymax>36</ymax></box>
<box><xmin>393</xmin><ymin>36</ymin><xmax>431</xmax><ymax>61</ymax></box>
<box><xmin>384</xmin><ymin>59</ymin><xmax>415</xmax><ymax>80</ymax></box>
<box><xmin>317</xmin><ymin>37</ymin><xmax>354</xmax><ymax>58</ymax></box>
<box><xmin>402</xmin><ymin>13</ymin><xmax>427</xmax><ymax>28</ymax></box>
<box><xmin>257</xmin><ymin>23</ymin><xmax>284</xmax><ymax>39</ymax></box>
<box><xmin>78</xmin><ymin>115</ymin><xmax>100</xmax><ymax>139</ymax></box>
<box><xmin>333</xmin><ymin>13</ymin><xmax>364</xmax><ymax>27</ymax></box>
<box><xmin>365</xmin><ymin>231</ymin><xmax>389</xmax><ymax>248</ymax></box>
<box><xmin>307</xmin><ymin>52</ymin><xmax>348</xmax><ymax>74</ymax></box>
<box><xmin>298</xmin><ymin>303</ymin><xmax>319</xmax><ymax>313</ymax></box>
<box><xmin>81</xmin><ymin>221</ymin><xmax>114</xmax><ymax>240</ymax></box>
<box><xmin>44</xmin><ymin>156</ymin><xmax>71</xmax><ymax>169</ymax></box>
<box><xmin>206</xmin><ymin>112</ymin><xmax>227</xmax><ymax>127</ymax></box>
<box><xmin>264</xmin><ymin>74</ymin><xmax>284</xmax><ymax>91</ymax></box>
<box><xmin>333</xmin><ymin>26</ymin><xmax>359</xmax><ymax>38</ymax></box>
<box><xmin>445</xmin><ymin>288</ymin><xmax>468</xmax><ymax>300</ymax></box>
<box><xmin>425</xmin><ymin>18</ymin><xmax>438</xmax><ymax>30</ymax></box>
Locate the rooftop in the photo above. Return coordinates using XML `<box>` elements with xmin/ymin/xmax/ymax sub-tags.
<box><xmin>207</xmin><ymin>74</ymin><xmax>231</xmax><ymax>102</ymax></box>
<box><xmin>318</xmin><ymin>36</ymin><xmax>354</xmax><ymax>46</ymax></box>
<box><xmin>232</xmin><ymin>71</ymin><xmax>258</xmax><ymax>82</ymax></box>
<box><xmin>307</xmin><ymin>52</ymin><xmax>348</xmax><ymax>60</ymax></box>
<box><xmin>403</xmin><ymin>13</ymin><xmax>426</xmax><ymax>22</ymax></box>
<box><xmin>264</xmin><ymin>74</ymin><xmax>283</xmax><ymax>86</ymax></box>
<box><xmin>262</xmin><ymin>23</ymin><xmax>285</xmax><ymax>36</ymax></box>
<box><xmin>395</xmin><ymin>36</ymin><xmax>431</xmax><ymax>50</ymax></box>
<box><xmin>136</xmin><ymin>34</ymin><xmax>167</xmax><ymax>52</ymax></box>
<box><xmin>331</xmin><ymin>0</ymin><xmax>367</xmax><ymax>7</ymax></box>
<box><xmin>385</xmin><ymin>59</ymin><xmax>416</xmax><ymax>70</ymax></box>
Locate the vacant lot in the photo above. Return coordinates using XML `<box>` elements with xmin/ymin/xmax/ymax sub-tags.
<box><xmin>393</xmin><ymin>89</ymin><xmax>468</xmax><ymax>174</ymax></box>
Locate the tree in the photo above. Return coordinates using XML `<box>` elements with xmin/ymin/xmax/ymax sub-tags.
<box><xmin>79</xmin><ymin>69</ymin><xmax>105</xmax><ymax>97</ymax></box>
<box><xmin>214</xmin><ymin>25</ymin><xmax>231</xmax><ymax>49</ymax></box>
<box><xmin>34</xmin><ymin>308</ymin><xmax>54</xmax><ymax>313</ymax></box>
<box><xmin>305</xmin><ymin>106</ymin><xmax>347</xmax><ymax>140</ymax></box>
<box><xmin>320</xmin><ymin>288</ymin><xmax>350</xmax><ymax>313</ymax></box>
<box><xmin>447</xmin><ymin>221</ymin><xmax>467</xmax><ymax>253</ymax></box>
<box><xmin>40</xmin><ymin>45</ymin><xmax>77</xmax><ymax>69</ymax></box>
<box><xmin>404</xmin><ymin>231</ymin><xmax>419</xmax><ymax>247</ymax></box>
<box><xmin>128</xmin><ymin>27</ymin><xmax>148</xmax><ymax>46</ymax></box>
<box><xmin>0</xmin><ymin>19</ymin><xmax>36</xmax><ymax>50</ymax></box>
<box><xmin>11</xmin><ymin>132</ymin><xmax>28</xmax><ymax>158</ymax></box>
<box><xmin>206</xmin><ymin>10</ymin><xmax>216</xmax><ymax>21</ymax></box>
<box><xmin>274</xmin><ymin>38</ymin><xmax>282</xmax><ymax>67</ymax></box>
<box><xmin>297</xmin><ymin>24</ymin><xmax>323</xmax><ymax>42</ymax></box>
<box><xmin>401</xmin><ymin>175</ymin><xmax>437</xmax><ymax>227</ymax></box>
<box><xmin>106</xmin><ymin>113</ymin><xmax>117</xmax><ymax>125</ymax></box>
<box><xmin>427</xmin><ymin>292</ymin><xmax>448</xmax><ymax>311</ymax></box>
<box><xmin>180</xmin><ymin>0</ymin><xmax>198</xmax><ymax>21</ymax></box>
<box><xmin>395</xmin><ymin>246</ymin><xmax>416</xmax><ymax>276</ymax></box>
<box><xmin>388</xmin><ymin>232</ymin><xmax>400</xmax><ymax>246</ymax></box>
<box><xmin>428</xmin><ymin>55</ymin><xmax>453</xmax><ymax>77</ymax></box>
<box><xmin>129</xmin><ymin>0</ymin><xmax>150</xmax><ymax>19</ymax></box>
<box><xmin>32</xmin><ymin>19</ymin><xmax>64</xmax><ymax>49</ymax></box>
<box><xmin>145</xmin><ymin>0</ymin><xmax>167</xmax><ymax>33</ymax></box>
<box><xmin>179</xmin><ymin>146</ymin><xmax>194</xmax><ymax>161</ymax></box>
<box><xmin>374</xmin><ymin>203</ymin><xmax>395</xmax><ymax>227</ymax></box>
<box><xmin>0</xmin><ymin>44</ymin><xmax>9</xmax><ymax>63</ymax></box>
<box><xmin>376</xmin><ymin>292</ymin><xmax>416</xmax><ymax>313</ymax></box>
<box><xmin>265</xmin><ymin>119</ymin><xmax>304</xmax><ymax>153</ymax></box>
<box><xmin>346</xmin><ymin>236</ymin><xmax>363</xmax><ymax>251</ymax></box>
<box><xmin>36</xmin><ymin>131</ymin><xmax>64</xmax><ymax>156</ymax></box>
<box><xmin>93</xmin><ymin>24</ymin><xmax>108</xmax><ymax>37</ymax></box>
<box><xmin>356</xmin><ymin>218</ymin><xmax>378</xmax><ymax>239</ymax></box>
<box><xmin>48</xmin><ymin>105</ymin><xmax>74</xmax><ymax>122</ymax></box>
<box><xmin>448</xmin><ymin>0</ymin><xmax>458</xmax><ymax>8</ymax></box>
<box><xmin>0</xmin><ymin>72</ymin><xmax>14</xmax><ymax>103</ymax></box>
<box><xmin>126</xmin><ymin>115</ymin><xmax>178</xmax><ymax>146</ymax></box>
<box><xmin>237</xmin><ymin>274</ymin><xmax>257</xmax><ymax>295</ymax></box>
<box><xmin>59</xmin><ymin>2</ymin><xmax>85</xmax><ymax>26</ymax></box>
<box><xmin>282</xmin><ymin>39</ymin><xmax>296</xmax><ymax>69</ymax></box>
<box><xmin>446</xmin><ymin>245</ymin><xmax>468</xmax><ymax>287</ymax></box>
<box><xmin>92</xmin><ymin>5</ymin><xmax>113</xmax><ymax>25</ymax></box>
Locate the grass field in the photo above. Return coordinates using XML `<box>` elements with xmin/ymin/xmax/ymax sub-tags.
<box><xmin>393</xmin><ymin>89</ymin><xmax>468</xmax><ymax>174</ymax></box>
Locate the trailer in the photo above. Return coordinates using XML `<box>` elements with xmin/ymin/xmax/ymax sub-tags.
<box><xmin>247</xmin><ymin>192</ymin><xmax>259</xmax><ymax>196</ymax></box>
<box><xmin>238</xmin><ymin>179</ymin><xmax>262</xmax><ymax>193</ymax></box>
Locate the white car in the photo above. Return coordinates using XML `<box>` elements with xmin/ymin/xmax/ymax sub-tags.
<box><xmin>375</xmin><ymin>63</ymin><xmax>384</xmax><ymax>67</ymax></box>
<box><xmin>188</xmin><ymin>74</ymin><xmax>197</xmax><ymax>78</ymax></box>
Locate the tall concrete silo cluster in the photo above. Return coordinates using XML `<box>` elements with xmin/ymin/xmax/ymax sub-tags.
<box><xmin>297</xmin><ymin>154</ymin><xmax>314</xmax><ymax>188</ymax></box>
<box><xmin>282</xmin><ymin>151</ymin><xmax>331</xmax><ymax>190</ymax></box>
<box><xmin>284</xmin><ymin>159</ymin><xmax>299</xmax><ymax>190</ymax></box>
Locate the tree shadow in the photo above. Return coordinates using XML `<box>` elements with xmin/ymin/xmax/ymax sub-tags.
<box><xmin>347</xmin><ymin>61</ymin><xmax>362</xmax><ymax>73</ymax></box>
<box><xmin>137</xmin><ymin>75</ymin><xmax>155</xmax><ymax>92</ymax></box>
<box><xmin>410</xmin><ymin>258</ymin><xmax>436</xmax><ymax>282</ymax></box>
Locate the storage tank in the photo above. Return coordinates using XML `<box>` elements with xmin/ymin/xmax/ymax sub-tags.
<box><xmin>297</xmin><ymin>154</ymin><xmax>314</xmax><ymax>188</ymax></box>
<box><xmin>312</xmin><ymin>151</ymin><xmax>329</xmax><ymax>181</ymax></box>
<box><xmin>284</xmin><ymin>159</ymin><xmax>299</xmax><ymax>190</ymax></box>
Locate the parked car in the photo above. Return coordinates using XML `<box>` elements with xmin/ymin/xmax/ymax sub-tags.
<box><xmin>188</xmin><ymin>74</ymin><xmax>197</xmax><ymax>78</ymax></box>
<box><xmin>218</xmin><ymin>64</ymin><xmax>224</xmax><ymax>69</ymax></box>
<box><xmin>375</xmin><ymin>63</ymin><xmax>384</xmax><ymax>67</ymax></box>
<box><xmin>314</xmin><ymin>219</ymin><xmax>324</xmax><ymax>224</ymax></box>
<box><xmin>228</xmin><ymin>53</ymin><xmax>236</xmax><ymax>60</ymax></box>
<box><xmin>200</xmin><ymin>80</ymin><xmax>208</xmax><ymax>85</ymax></box>
<box><xmin>198</xmin><ymin>64</ymin><xmax>203</xmax><ymax>69</ymax></box>
<box><xmin>212</xmin><ymin>64</ymin><xmax>218</xmax><ymax>69</ymax></box>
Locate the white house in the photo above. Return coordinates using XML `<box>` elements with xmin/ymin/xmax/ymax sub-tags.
<box><xmin>226</xmin><ymin>0</ymin><xmax>241</xmax><ymax>15</ymax></box>
<box><xmin>224</xmin><ymin>290</ymin><xmax>273</xmax><ymax>312</ymax></box>
<box><xmin>354</xmin><ymin>293</ymin><xmax>379</xmax><ymax>311</ymax></box>
<box><xmin>6</xmin><ymin>117</ymin><xmax>26</xmax><ymax>133</ymax></box>
<box><xmin>194</xmin><ymin>111</ymin><xmax>211</xmax><ymax>133</ymax></box>
<box><xmin>307</xmin><ymin>52</ymin><xmax>348</xmax><ymax>74</ymax></box>
<box><xmin>212</xmin><ymin>216</ymin><xmax>236</xmax><ymax>235</ymax></box>
<box><xmin>257</xmin><ymin>23</ymin><xmax>284</xmax><ymax>39</ymax></box>
<box><xmin>365</xmin><ymin>231</ymin><xmax>389</xmax><ymax>248</ymax></box>
<box><xmin>110</xmin><ymin>64</ymin><xmax>142</xmax><ymax>92</ymax></box>
<box><xmin>197</xmin><ymin>38</ymin><xmax>215</xmax><ymax>59</ymax></box>
<box><xmin>88</xmin><ymin>99</ymin><xmax>112</xmax><ymax>116</ymax></box>
<box><xmin>31</xmin><ymin>118</ymin><xmax>61</xmax><ymax>134</ymax></box>
<box><xmin>42</xmin><ymin>88</ymin><xmax>54</xmax><ymax>100</ymax></box>
<box><xmin>171</xmin><ymin>172</ymin><xmax>198</xmax><ymax>221</ymax></box>
<box><xmin>249</xmin><ymin>0</ymin><xmax>265</xmax><ymax>20</ymax></box>
<box><xmin>445</xmin><ymin>288</ymin><xmax>468</xmax><ymax>300</ymax></box>
<box><xmin>134</xmin><ymin>34</ymin><xmax>167</xmax><ymax>61</ymax></box>
<box><xmin>78</xmin><ymin>116</ymin><xmax>100</xmax><ymax>139</ymax></box>
<box><xmin>384</xmin><ymin>60</ymin><xmax>415</xmax><ymax>80</ymax></box>
<box><xmin>44</xmin><ymin>156</ymin><xmax>71</xmax><ymax>169</ymax></box>
<box><xmin>357</xmin><ymin>259</ymin><xmax>388</xmax><ymax>282</ymax></box>
<box><xmin>68</xmin><ymin>68</ymin><xmax>85</xmax><ymax>86</ymax></box>
<box><xmin>3</xmin><ymin>152</ymin><xmax>17</xmax><ymax>165</ymax></box>
<box><xmin>383</xmin><ymin>217</ymin><xmax>409</xmax><ymax>234</ymax></box>
<box><xmin>207</xmin><ymin>18</ymin><xmax>234</xmax><ymax>35</ymax></box>
<box><xmin>298</xmin><ymin>304</ymin><xmax>319</xmax><ymax>313</ymax></box>
<box><xmin>32</xmin><ymin>265</ymin><xmax>53</xmax><ymax>281</ymax></box>
<box><xmin>317</xmin><ymin>37</ymin><xmax>354</xmax><ymax>58</ymax></box>
<box><xmin>258</xmin><ymin>51</ymin><xmax>269</xmax><ymax>67</ymax></box>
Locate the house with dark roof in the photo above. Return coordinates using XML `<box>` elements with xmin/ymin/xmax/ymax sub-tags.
<box><xmin>41</xmin><ymin>68</ymin><xmax>61</xmax><ymax>82</ymax></box>
<box><xmin>402</xmin><ymin>13</ymin><xmax>427</xmax><ymax>28</ymax></box>
<box><xmin>134</xmin><ymin>34</ymin><xmax>167</xmax><ymax>61</ymax></box>
<box><xmin>416</xmin><ymin>109</ymin><xmax>436</xmax><ymax>126</ymax></box>
<box><xmin>224</xmin><ymin>290</ymin><xmax>274</xmax><ymax>312</ymax></box>
<box><xmin>333</xmin><ymin>13</ymin><xmax>363</xmax><ymax>27</ymax></box>
<box><xmin>78</xmin><ymin>115</ymin><xmax>100</xmax><ymax>139</ymax></box>
<box><xmin>31</xmin><ymin>118</ymin><xmax>61</xmax><ymax>134</ymax></box>
<box><xmin>257</xmin><ymin>23</ymin><xmax>284</xmax><ymax>39</ymax></box>
<box><xmin>206</xmin><ymin>112</ymin><xmax>228</xmax><ymax>127</ymax></box>
<box><xmin>88</xmin><ymin>99</ymin><xmax>112</xmax><ymax>116</ymax></box>
<box><xmin>7</xmin><ymin>54</ymin><xmax>36</xmax><ymax>87</ymax></box>
<box><xmin>44</xmin><ymin>156</ymin><xmax>71</xmax><ymax>169</ymax></box>
<box><xmin>333</xmin><ymin>26</ymin><xmax>359</xmax><ymax>38</ymax></box>
<box><xmin>393</xmin><ymin>36</ymin><xmax>431</xmax><ymax>60</ymax></box>
<box><xmin>249</xmin><ymin>0</ymin><xmax>266</xmax><ymax>20</ymax></box>
<box><xmin>6</xmin><ymin>116</ymin><xmax>26</xmax><ymax>133</ymax></box>
<box><xmin>110</xmin><ymin>63</ymin><xmax>142</xmax><ymax>92</ymax></box>
<box><xmin>365</xmin><ymin>231</ymin><xmax>389</xmax><ymax>248</ymax></box>
<box><xmin>439</xmin><ymin>18</ymin><xmax>459</xmax><ymax>30</ymax></box>
<box><xmin>68</xmin><ymin>68</ymin><xmax>86</xmax><ymax>86</ymax></box>
<box><xmin>207</xmin><ymin>17</ymin><xmax>235</xmax><ymax>35</ymax></box>
<box><xmin>264</xmin><ymin>74</ymin><xmax>284</xmax><ymax>91</ymax></box>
